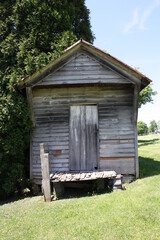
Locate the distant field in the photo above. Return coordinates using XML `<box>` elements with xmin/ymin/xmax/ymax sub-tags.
<box><xmin>138</xmin><ymin>134</ymin><xmax>160</xmax><ymax>178</ymax></box>
<box><xmin>0</xmin><ymin>134</ymin><xmax>160</xmax><ymax>240</ymax></box>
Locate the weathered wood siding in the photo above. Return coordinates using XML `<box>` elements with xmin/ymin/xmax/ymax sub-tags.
<box><xmin>70</xmin><ymin>105</ymin><xmax>98</xmax><ymax>171</ymax></box>
<box><xmin>31</xmin><ymin>85</ymin><xmax>135</xmax><ymax>179</ymax></box>
<box><xmin>37</xmin><ymin>52</ymin><xmax>131</xmax><ymax>86</ymax></box>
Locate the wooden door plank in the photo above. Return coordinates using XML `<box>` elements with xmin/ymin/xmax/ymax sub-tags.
<box><xmin>86</xmin><ymin>106</ymin><xmax>98</xmax><ymax>170</ymax></box>
<box><xmin>80</xmin><ymin>106</ymin><xmax>86</xmax><ymax>170</ymax></box>
<box><xmin>70</xmin><ymin>105</ymin><xmax>98</xmax><ymax>171</ymax></box>
<box><xmin>70</xmin><ymin>106</ymin><xmax>81</xmax><ymax>170</ymax></box>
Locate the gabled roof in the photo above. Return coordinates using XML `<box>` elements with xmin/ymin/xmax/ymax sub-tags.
<box><xmin>18</xmin><ymin>39</ymin><xmax>151</xmax><ymax>90</ymax></box>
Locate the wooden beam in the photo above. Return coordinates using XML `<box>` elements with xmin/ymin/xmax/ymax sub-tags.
<box><xmin>133</xmin><ymin>84</ymin><xmax>140</xmax><ymax>123</ymax></box>
<box><xmin>40</xmin><ymin>143</ymin><xmax>45</xmax><ymax>156</ymax></box>
<box><xmin>134</xmin><ymin>125</ymin><xmax>139</xmax><ymax>178</ymax></box>
<box><xmin>133</xmin><ymin>84</ymin><xmax>140</xmax><ymax>178</ymax></box>
<box><xmin>26</xmin><ymin>87</ymin><xmax>35</xmax><ymax>180</ymax></box>
<box><xmin>30</xmin><ymin>131</ymin><xmax>33</xmax><ymax>179</ymax></box>
<box><xmin>40</xmin><ymin>143</ymin><xmax>51</xmax><ymax>202</ymax></box>
<box><xmin>26</xmin><ymin>87</ymin><xmax>35</xmax><ymax>127</ymax></box>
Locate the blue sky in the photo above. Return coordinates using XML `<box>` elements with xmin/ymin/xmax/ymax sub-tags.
<box><xmin>86</xmin><ymin>0</ymin><xmax>160</xmax><ymax>125</ymax></box>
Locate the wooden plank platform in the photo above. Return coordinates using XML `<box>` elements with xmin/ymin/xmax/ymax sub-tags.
<box><xmin>50</xmin><ymin>170</ymin><xmax>117</xmax><ymax>183</ymax></box>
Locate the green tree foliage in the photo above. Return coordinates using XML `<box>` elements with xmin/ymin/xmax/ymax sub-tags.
<box><xmin>157</xmin><ymin>120</ymin><xmax>160</xmax><ymax>131</ymax></box>
<box><xmin>138</xmin><ymin>85</ymin><xmax>157</xmax><ymax>108</ymax></box>
<box><xmin>149</xmin><ymin>120</ymin><xmax>158</xmax><ymax>133</ymax></box>
<box><xmin>68</xmin><ymin>0</ymin><xmax>94</xmax><ymax>42</ymax></box>
<box><xmin>0</xmin><ymin>92</ymin><xmax>31</xmax><ymax>198</ymax></box>
<box><xmin>0</xmin><ymin>0</ymin><xmax>94</xmax><ymax>199</ymax></box>
<box><xmin>137</xmin><ymin>121</ymin><xmax>148</xmax><ymax>135</ymax></box>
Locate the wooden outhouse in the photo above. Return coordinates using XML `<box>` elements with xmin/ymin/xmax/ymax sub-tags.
<box><xmin>19</xmin><ymin>39</ymin><xmax>151</xmax><ymax>185</ymax></box>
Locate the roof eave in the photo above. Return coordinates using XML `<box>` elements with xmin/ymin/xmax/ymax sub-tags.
<box><xmin>80</xmin><ymin>42</ymin><xmax>152</xmax><ymax>88</ymax></box>
<box><xmin>18</xmin><ymin>41</ymin><xmax>84</xmax><ymax>89</ymax></box>
<box><xmin>18</xmin><ymin>39</ymin><xmax>152</xmax><ymax>90</ymax></box>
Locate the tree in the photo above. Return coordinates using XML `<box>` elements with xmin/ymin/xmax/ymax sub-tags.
<box><xmin>68</xmin><ymin>0</ymin><xmax>94</xmax><ymax>43</ymax></box>
<box><xmin>149</xmin><ymin>120</ymin><xmax>158</xmax><ymax>133</ymax></box>
<box><xmin>0</xmin><ymin>0</ymin><xmax>94</xmax><ymax>199</ymax></box>
<box><xmin>137</xmin><ymin>121</ymin><xmax>148</xmax><ymax>135</ymax></box>
<box><xmin>138</xmin><ymin>85</ymin><xmax>157</xmax><ymax>108</ymax></box>
<box><xmin>157</xmin><ymin>120</ymin><xmax>160</xmax><ymax>131</ymax></box>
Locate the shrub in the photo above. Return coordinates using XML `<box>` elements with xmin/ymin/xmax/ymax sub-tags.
<box><xmin>0</xmin><ymin>92</ymin><xmax>31</xmax><ymax>199</ymax></box>
<box><xmin>137</xmin><ymin>121</ymin><xmax>148</xmax><ymax>135</ymax></box>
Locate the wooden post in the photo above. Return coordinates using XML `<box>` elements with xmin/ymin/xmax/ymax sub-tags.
<box><xmin>134</xmin><ymin>125</ymin><xmax>139</xmax><ymax>178</ymax></box>
<box><xmin>133</xmin><ymin>84</ymin><xmax>140</xmax><ymax>179</ymax></box>
<box><xmin>26</xmin><ymin>87</ymin><xmax>35</xmax><ymax>127</ymax></box>
<box><xmin>40</xmin><ymin>143</ymin><xmax>51</xmax><ymax>202</ymax></box>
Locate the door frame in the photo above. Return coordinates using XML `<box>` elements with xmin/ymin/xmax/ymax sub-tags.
<box><xmin>69</xmin><ymin>104</ymin><xmax>99</xmax><ymax>171</ymax></box>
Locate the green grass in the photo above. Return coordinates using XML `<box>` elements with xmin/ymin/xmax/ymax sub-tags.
<box><xmin>1</xmin><ymin>134</ymin><xmax>160</xmax><ymax>240</ymax></box>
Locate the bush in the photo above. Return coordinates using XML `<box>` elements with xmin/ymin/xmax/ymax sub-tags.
<box><xmin>137</xmin><ymin>121</ymin><xmax>148</xmax><ymax>135</ymax></box>
<box><xmin>0</xmin><ymin>92</ymin><xmax>31</xmax><ymax>199</ymax></box>
<box><xmin>149</xmin><ymin>120</ymin><xmax>158</xmax><ymax>133</ymax></box>
<box><xmin>0</xmin><ymin>0</ymin><xmax>94</xmax><ymax>199</ymax></box>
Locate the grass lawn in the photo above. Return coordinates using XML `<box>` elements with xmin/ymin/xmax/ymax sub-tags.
<box><xmin>0</xmin><ymin>134</ymin><xmax>160</xmax><ymax>240</ymax></box>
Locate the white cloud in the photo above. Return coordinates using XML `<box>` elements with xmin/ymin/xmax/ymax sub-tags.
<box><xmin>140</xmin><ymin>0</ymin><xmax>160</xmax><ymax>30</ymax></box>
<box><xmin>124</xmin><ymin>8</ymin><xmax>139</xmax><ymax>33</ymax></box>
<box><xmin>124</xmin><ymin>0</ymin><xmax>160</xmax><ymax>33</ymax></box>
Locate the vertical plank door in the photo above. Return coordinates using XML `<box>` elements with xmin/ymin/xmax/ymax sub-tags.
<box><xmin>70</xmin><ymin>105</ymin><xmax>98</xmax><ymax>171</ymax></box>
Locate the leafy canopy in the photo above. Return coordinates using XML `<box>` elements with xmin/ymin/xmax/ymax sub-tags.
<box><xmin>149</xmin><ymin>120</ymin><xmax>158</xmax><ymax>133</ymax></box>
<box><xmin>138</xmin><ymin>85</ymin><xmax>157</xmax><ymax>108</ymax></box>
<box><xmin>0</xmin><ymin>0</ymin><xmax>94</xmax><ymax>199</ymax></box>
<box><xmin>157</xmin><ymin>120</ymin><xmax>160</xmax><ymax>131</ymax></box>
<box><xmin>0</xmin><ymin>0</ymin><xmax>155</xmax><ymax>199</ymax></box>
<box><xmin>137</xmin><ymin>121</ymin><xmax>148</xmax><ymax>135</ymax></box>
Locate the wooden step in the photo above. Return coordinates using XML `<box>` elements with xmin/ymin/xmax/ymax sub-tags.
<box><xmin>113</xmin><ymin>174</ymin><xmax>123</xmax><ymax>190</ymax></box>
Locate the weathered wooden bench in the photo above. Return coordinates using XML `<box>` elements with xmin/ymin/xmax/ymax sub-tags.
<box><xmin>51</xmin><ymin>170</ymin><xmax>118</xmax><ymax>198</ymax></box>
<box><xmin>40</xmin><ymin>143</ymin><xmax>122</xmax><ymax>202</ymax></box>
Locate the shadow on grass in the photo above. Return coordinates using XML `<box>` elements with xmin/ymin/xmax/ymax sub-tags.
<box><xmin>139</xmin><ymin>156</ymin><xmax>160</xmax><ymax>179</ymax></box>
<box><xmin>0</xmin><ymin>193</ymin><xmax>36</xmax><ymax>206</ymax></box>
<box><xmin>138</xmin><ymin>138</ymin><xmax>159</xmax><ymax>147</ymax></box>
<box><xmin>53</xmin><ymin>180</ymin><xmax>114</xmax><ymax>201</ymax></box>
<box><xmin>0</xmin><ymin>182</ymin><xmax>113</xmax><ymax>204</ymax></box>
<box><xmin>61</xmin><ymin>187</ymin><xmax>113</xmax><ymax>200</ymax></box>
